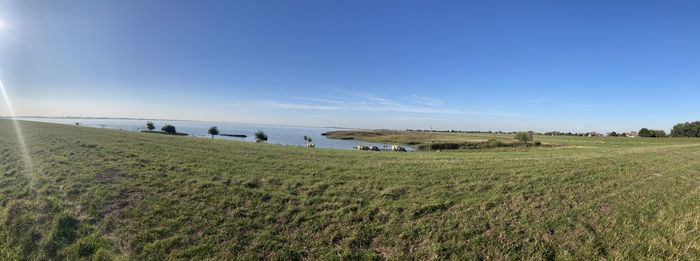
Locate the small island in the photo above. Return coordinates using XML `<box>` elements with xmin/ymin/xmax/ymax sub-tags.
<box><xmin>220</xmin><ymin>134</ymin><xmax>247</xmax><ymax>138</ymax></box>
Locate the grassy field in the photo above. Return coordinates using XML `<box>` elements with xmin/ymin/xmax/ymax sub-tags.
<box><xmin>325</xmin><ymin>129</ymin><xmax>695</xmax><ymax>150</ymax></box>
<box><xmin>3</xmin><ymin>120</ymin><xmax>700</xmax><ymax>259</ymax></box>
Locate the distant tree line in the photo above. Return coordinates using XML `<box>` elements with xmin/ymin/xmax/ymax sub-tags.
<box><xmin>607</xmin><ymin>131</ymin><xmax>625</xmax><ymax>137</ymax></box>
<box><xmin>604</xmin><ymin>121</ymin><xmax>700</xmax><ymax>138</ymax></box>
<box><xmin>405</xmin><ymin>129</ymin><xmax>513</xmax><ymax>134</ymax></box>
<box><xmin>407</xmin><ymin>121</ymin><xmax>700</xmax><ymax>139</ymax></box>
<box><xmin>517</xmin><ymin>121</ymin><xmax>700</xmax><ymax>138</ymax></box>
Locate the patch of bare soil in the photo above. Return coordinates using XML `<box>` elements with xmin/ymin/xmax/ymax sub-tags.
<box><xmin>96</xmin><ymin>168</ymin><xmax>124</xmax><ymax>183</ymax></box>
<box><xmin>104</xmin><ymin>189</ymin><xmax>144</xmax><ymax>218</ymax></box>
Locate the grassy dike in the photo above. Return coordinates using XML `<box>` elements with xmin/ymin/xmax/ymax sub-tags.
<box><xmin>2</xmin><ymin>120</ymin><xmax>700</xmax><ymax>259</ymax></box>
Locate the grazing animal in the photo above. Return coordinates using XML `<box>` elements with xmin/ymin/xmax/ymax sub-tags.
<box><xmin>357</xmin><ymin>145</ymin><xmax>370</xmax><ymax>151</ymax></box>
<box><xmin>371</xmin><ymin>146</ymin><xmax>380</xmax><ymax>151</ymax></box>
<box><xmin>392</xmin><ymin>145</ymin><xmax>407</xmax><ymax>152</ymax></box>
<box><xmin>306</xmin><ymin>143</ymin><xmax>315</xmax><ymax>148</ymax></box>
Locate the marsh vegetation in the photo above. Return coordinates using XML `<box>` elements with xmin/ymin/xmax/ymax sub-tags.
<box><xmin>326</xmin><ymin>130</ymin><xmax>547</xmax><ymax>151</ymax></box>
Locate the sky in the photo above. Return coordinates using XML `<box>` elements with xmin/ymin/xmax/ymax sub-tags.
<box><xmin>0</xmin><ymin>0</ymin><xmax>699</xmax><ymax>132</ymax></box>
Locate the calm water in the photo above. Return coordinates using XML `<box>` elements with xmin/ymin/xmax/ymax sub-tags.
<box><xmin>19</xmin><ymin>118</ymin><xmax>412</xmax><ymax>151</ymax></box>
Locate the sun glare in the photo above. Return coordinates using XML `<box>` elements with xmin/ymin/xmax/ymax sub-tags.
<box><xmin>0</xmin><ymin>77</ymin><xmax>33</xmax><ymax>172</ymax></box>
<box><xmin>0</xmin><ymin>19</ymin><xmax>7</xmax><ymax>29</ymax></box>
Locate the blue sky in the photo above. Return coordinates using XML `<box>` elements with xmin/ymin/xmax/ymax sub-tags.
<box><xmin>0</xmin><ymin>0</ymin><xmax>699</xmax><ymax>132</ymax></box>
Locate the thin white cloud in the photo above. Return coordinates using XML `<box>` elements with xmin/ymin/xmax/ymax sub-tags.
<box><xmin>390</xmin><ymin>116</ymin><xmax>446</xmax><ymax>121</ymax></box>
<box><xmin>226</xmin><ymin>92</ymin><xmax>523</xmax><ymax>117</ymax></box>
<box><xmin>259</xmin><ymin>101</ymin><xmax>343</xmax><ymax>111</ymax></box>
<box><xmin>336</xmin><ymin>91</ymin><xmax>462</xmax><ymax>114</ymax></box>
<box><xmin>411</xmin><ymin>94</ymin><xmax>444</xmax><ymax>107</ymax></box>
<box><xmin>292</xmin><ymin>97</ymin><xmax>349</xmax><ymax>105</ymax></box>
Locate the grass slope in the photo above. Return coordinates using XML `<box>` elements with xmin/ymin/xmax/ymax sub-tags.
<box><xmin>2</xmin><ymin>120</ymin><xmax>700</xmax><ymax>259</ymax></box>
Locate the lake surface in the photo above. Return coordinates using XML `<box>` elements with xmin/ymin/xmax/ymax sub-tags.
<box><xmin>18</xmin><ymin>118</ymin><xmax>412</xmax><ymax>151</ymax></box>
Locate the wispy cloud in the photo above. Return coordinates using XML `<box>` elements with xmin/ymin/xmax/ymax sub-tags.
<box><xmin>227</xmin><ymin>91</ymin><xmax>523</xmax><ymax>117</ymax></box>
<box><xmin>390</xmin><ymin>116</ymin><xmax>446</xmax><ymax>121</ymax></box>
<box><xmin>334</xmin><ymin>91</ymin><xmax>464</xmax><ymax>114</ymax></box>
<box><xmin>291</xmin><ymin>97</ymin><xmax>349</xmax><ymax>105</ymax></box>
<box><xmin>258</xmin><ymin>101</ymin><xmax>343</xmax><ymax>111</ymax></box>
<box><xmin>411</xmin><ymin>95</ymin><xmax>444</xmax><ymax>107</ymax></box>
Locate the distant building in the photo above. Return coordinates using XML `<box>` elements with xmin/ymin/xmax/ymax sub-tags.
<box><xmin>627</xmin><ymin>131</ymin><xmax>638</xmax><ymax>138</ymax></box>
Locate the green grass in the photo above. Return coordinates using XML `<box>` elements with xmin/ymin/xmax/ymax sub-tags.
<box><xmin>325</xmin><ymin>129</ymin><xmax>696</xmax><ymax>150</ymax></box>
<box><xmin>3</xmin><ymin>120</ymin><xmax>700</xmax><ymax>259</ymax></box>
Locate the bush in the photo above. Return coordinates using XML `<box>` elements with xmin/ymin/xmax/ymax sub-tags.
<box><xmin>514</xmin><ymin>132</ymin><xmax>533</xmax><ymax>143</ymax></box>
<box><xmin>671</xmin><ymin>121</ymin><xmax>700</xmax><ymax>137</ymax></box>
<box><xmin>487</xmin><ymin>138</ymin><xmax>504</xmax><ymax>147</ymax></box>
<box><xmin>654</xmin><ymin>130</ymin><xmax>667</xmax><ymax>137</ymax></box>
<box><xmin>146</xmin><ymin>121</ymin><xmax>155</xmax><ymax>131</ymax></box>
<box><xmin>254</xmin><ymin>130</ymin><xmax>268</xmax><ymax>142</ymax></box>
<box><xmin>161</xmin><ymin>124</ymin><xmax>176</xmax><ymax>134</ymax></box>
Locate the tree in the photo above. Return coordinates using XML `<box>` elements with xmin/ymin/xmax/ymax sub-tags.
<box><xmin>208</xmin><ymin>126</ymin><xmax>219</xmax><ymax>138</ymax></box>
<box><xmin>514</xmin><ymin>132</ymin><xmax>533</xmax><ymax>143</ymax></box>
<box><xmin>638</xmin><ymin>128</ymin><xmax>652</xmax><ymax>137</ymax></box>
<box><xmin>161</xmin><ymin>124</ymin><xmax>176</xmax><ymax>134</ymax></box>
<box><xmin>671</xmin><ymin>121</ymin><xmax>700</xmax><ymax>137</ymax></box>
<box><xmin>146</xmin><ymin>121</ymin><xmax>155</xmax><ymax>132</ymax></box>
<box><xmin>608</xmin><ymin>131</ymin><xmax>618</xmax><ymax>137</ymax></box>
<box><xmin>254</xmin><ymin>130</ymin><xmax>268</xmax><ymax>142</ymax></box>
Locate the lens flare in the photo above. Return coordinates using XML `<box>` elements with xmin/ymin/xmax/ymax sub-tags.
<box><xmin>0</xmin><ymin>78</ymin><xmax>33</xmax><ymax>172</ymax></box>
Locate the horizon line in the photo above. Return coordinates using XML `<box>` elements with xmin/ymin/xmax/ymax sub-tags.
<box><xmin>1</xmin><ymin>115</ymin><xmax>666</xmax><ymax>134</ymax></box>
